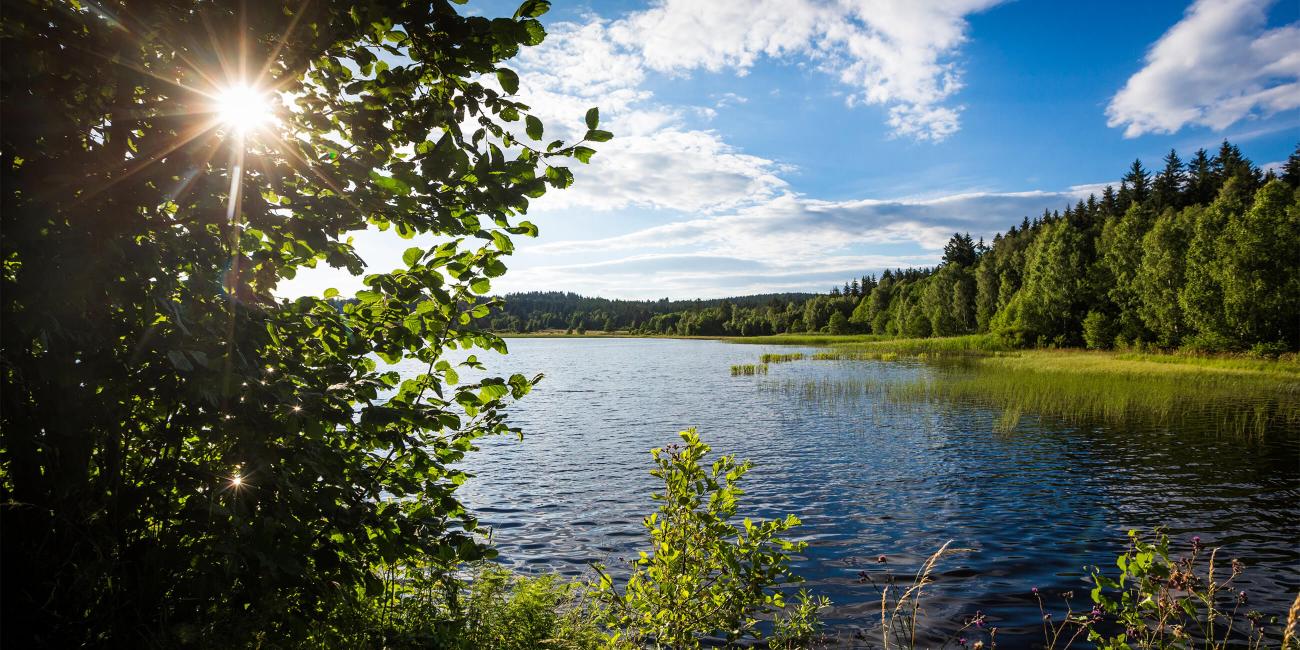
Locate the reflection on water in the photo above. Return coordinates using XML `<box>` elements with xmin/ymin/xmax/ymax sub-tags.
<box><xmin>397</xmin><ymin>338</ymin><xmax>1300</xmax><ymax>646</ymax></box>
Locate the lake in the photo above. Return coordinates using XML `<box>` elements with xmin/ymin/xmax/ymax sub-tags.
<box><xmin>400</xmin><ymin>338</ymin><xmax>1300</xmax><ymax>646</ymax></box>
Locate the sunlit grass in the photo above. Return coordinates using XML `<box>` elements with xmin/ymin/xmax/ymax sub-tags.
<box><xmin>756</xmin><ymin>336</ymin><xmax>1300</xmax><ymax>436</ymax></box>
<box><xmin>759</xmin><ymin>352</ymin><xmax>804</xmax><ymax>364</ymax></box>
<box><xmin>730</xmin><ymin>363</ymin><xmax>768</xmax><ymax>376</ymax></box>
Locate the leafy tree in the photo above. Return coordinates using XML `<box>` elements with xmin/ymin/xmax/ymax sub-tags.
<box><xmin>827</xmin><ymin>310</ymin><xmax>850</xmax><ymax>335</ymax></box>
<box><xmin>1218</xmin><ymin>181</ymin><xmax>1300</xmax><ymax>348</ymax></box>
<box><xmin>1135</xmin><ymin>207</ymin><xmax>1199</xmax><ymax>346</ymax></box>
<box><xmin>1100</xmin><ymin>203</ymin><xmax>1157</xmax><ymax>344</ymax></box>
<box><xmin>1</xmin><ymin>0</ymin><xmax>600</xmax><ymax>645</ymax></box>
<box><xmin>993</xmin><ymin>221</ymin><xmax>1090</xmax><ymax>346</ymax></box>
<box><xmin>1180</xmin><ymin>178</ymin><xmax>1253</xmax><ymax>348</ymax></box>
<box><xmin>974</xmin><ymin>254</ymin><xmax>1001</xmax><ymax>333</ymax></box>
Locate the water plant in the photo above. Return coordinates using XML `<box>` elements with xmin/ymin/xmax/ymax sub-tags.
<box><xmin>761</xmin><ymin>352</ymin><xmax>806</xmax><ymax>364</ymax></box>
<box><xmin>732</xmin><ymin>363</ymin><xmax>770</xmax><ymax>376</ymax></box>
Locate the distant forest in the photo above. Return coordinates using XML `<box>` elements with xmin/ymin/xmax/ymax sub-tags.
<box><xmin>488</xmin><ymin>141</ymin><xmax>1300</xmax><ymax>352</ymax></box>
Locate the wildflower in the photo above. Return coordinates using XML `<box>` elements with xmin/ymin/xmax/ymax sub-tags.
<box><xmin>973</xmin><ymin>642</ymin><xmax>984</xmax><ymax>649</ymax></box>
<box><xmin>958</xmin><ymin>637</ymin><xmax>967</xmax><ymax>647</ymax></box>
<box><xmin>1237</xmin><ymin>591</ymin><xmax>1248</xmax><ymax>605</ymax></box>
<box><xmin>877</xmin><ymin>554</ymin><xmax>887</xmax><ymax>563</ymax></box>
<box><xmin>1031</xmin><ymin>587</ymin><xmax>1039</xmax><ymax>595</ymax></box>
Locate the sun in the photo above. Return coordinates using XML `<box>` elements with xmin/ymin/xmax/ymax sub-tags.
<box><xmin>213</xmin><ymin>84</ymin><xmax>274</xmax><ymax>134</ymax></box>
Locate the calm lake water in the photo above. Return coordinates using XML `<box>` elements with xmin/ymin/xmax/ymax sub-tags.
<box><xmin>401</xmin><ymin>338</ymin><xmax>1300</xmax><ymax>646</ymax></box>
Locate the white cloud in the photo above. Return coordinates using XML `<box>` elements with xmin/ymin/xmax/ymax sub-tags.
<box><xmin>535</xmin><ymin>187</ymin><xmax>1091</xmax><ymax>260</ymax></box>
<box><xmin>1107</xmin><ymin>0</ymin><xmax>1300</xmax><ymax>138</ymax></box>
<box><xmin>603</xmin><ymin>0</ymin><xmax>1003</xmax><ymax>141</ymax></box>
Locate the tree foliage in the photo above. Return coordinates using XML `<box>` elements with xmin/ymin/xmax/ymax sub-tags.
<box><xmin>1</xmin><ymin>0</ymin><xmax>602</xmax><ymax>644</ymax></box>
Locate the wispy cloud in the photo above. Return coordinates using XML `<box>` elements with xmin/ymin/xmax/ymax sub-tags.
<box><xmin>1107</xmin><ymin>0</ymin><xmax>1300</xmax><ymax>138</ymax></box>
<box><xmin>535</xmin><ymin>188</ymin><xmax>1092</xmax><ymax>257</ymax></box>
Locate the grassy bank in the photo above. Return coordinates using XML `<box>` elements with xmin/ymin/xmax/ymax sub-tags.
<box><xmin>747</xmin><ymin>334</ymin><xmax>1300</xmax><ymax>435</ymax></box>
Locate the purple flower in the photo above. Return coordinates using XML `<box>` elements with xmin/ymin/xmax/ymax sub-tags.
<box><xmin>1032</xmin><ymin>587</ymin><xmax>1039</xmax><ymax>595</ymax></box>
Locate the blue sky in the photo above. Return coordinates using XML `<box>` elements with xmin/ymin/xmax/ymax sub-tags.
<box><xmin>282</xmin><ymin>0</ymin><xmax>1300</xmax><ymax>300</ymax></box>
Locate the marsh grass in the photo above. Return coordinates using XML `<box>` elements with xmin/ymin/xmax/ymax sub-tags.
<box><xmin>731</xmin><ymin>363</ymin><xmax>769</xmax><ymax>376</ymax></box>
<box><xmin>760</xmin><ymin>352</ymin><xmax>805</xmax><ymax>364</ymax></box>
<box><xmin>763</xmin><ymin>336</ymin><xmax>1300</xmax><ymax>436</ymax></box>
<box><xmin>887</xmin><ymin>352</ymin><xmax>1300</xmax><ymax>435</ymax></box>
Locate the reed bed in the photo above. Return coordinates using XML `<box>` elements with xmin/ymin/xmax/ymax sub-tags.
<box><xmin>759</xmin><ymin>352</ymin><xmax>805</xmax><ymax>364</ymax></box>
<box><xmin>889</xmin><ymin>353</ymin><xmax>1300</xmax><ymax>436</ymax></box>
<box><xmin>730</xmin><ymin>363</ymin><xmax>768</xmax><ymax>376</ymax></box>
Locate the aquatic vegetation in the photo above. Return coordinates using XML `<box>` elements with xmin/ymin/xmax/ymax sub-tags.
<box><xmin>888</xmin><ymin>352</ymin><xmax>1300</xmax><ymax>435</ymax></box>
<box><xmin>855</xmin><ymin>531</ymin><xmax>1291</xmax><ymax>650</ymax></box>
<box><xmin>731</xmin><ymin>363</ymin><xmax>770</xmax><ymax>376</ymax></box>
<box><xmin>761</xmin><ymin>352</ymin><xmax>806</xmax><ymax>364</ymax></box>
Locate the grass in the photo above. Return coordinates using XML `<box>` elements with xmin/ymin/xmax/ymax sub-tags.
<box><xmin>893</xmin><ymin>355</ymin><xmax>1299</xmax><ymax>435</ymax></box>
<box><xmin>759</xmin><ymin>352</ymin><xmax>805</xmax><ymax>364</ymax></box>
<box><xmin>730</xmin><ymin>363</ymin><xmax>769</xmax><ymax>376</ymax></box>
<box><xmin>749</xmin><ymin>334</ymin><xmax>1300</xmax><ymax>436</ymax></box>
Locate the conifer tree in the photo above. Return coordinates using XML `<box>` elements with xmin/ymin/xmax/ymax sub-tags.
<box><xmin>1152</xmin><ymin>149</ymin><xmax>1185</xmax><ymax>211</ymax></box>
<box><xmin>1122</xmin><ymin>159</ymin><xmax>1151</xmax><ymax>206</ymax></box>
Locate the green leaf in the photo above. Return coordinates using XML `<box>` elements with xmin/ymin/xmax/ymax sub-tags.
<box><xmin>496</xmin><ymin>68</ymin><xmax>519</xmax><ymax>94</ymax></box>
<box><xmin>585</xmin><ymin>129</ymin><xmax>613</xmax><ymax>142</ymax></box>
<box><xmin>573</xmin><ymin>146</ymin><xmax>595</xmax><ymax>164</ymax></box>
<box><xmin>513</xmin><ymin>0</ymin><xmax>550</xmax><ymax>18</ymax></box>
<box><xmin>369</xmin><ymin>169</ymin><xmax>411</xmax><ymax>196</ymax></box>
<box><xmin>585</xmin><ymin>107</ymin><xmax>599</xmax><ymax>130</ymax></box>
<box><xmin>402</xmin><ymin>247</ymin><xmax>423</xmax><ymax>267</ymax></box>
<box><xmin>323</xmin><ymin>287</ymin><xmax>339</xmax><ymax>299</ymax></box>
<box><xmin>525</xmin><ymin>115</ymin><xmax>543</xmax><ymax>140</ymax></box>
<box><xmin>470</xmin><ymin>278</ymin><xmax>491</xmax><ymax>294</ymax></box>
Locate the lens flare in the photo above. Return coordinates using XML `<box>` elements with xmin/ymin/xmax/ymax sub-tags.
<box><xmin>213</xmin><ymin>85</ymin><xmax>273</xmax><ymax>134</ymax></box>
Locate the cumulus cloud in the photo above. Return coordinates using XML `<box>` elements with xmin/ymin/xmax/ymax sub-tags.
<box><xmin>612</xmin><ymin>0</ymin><xmax>1003</xmax><ymax>141</ymax></box>
<box><xmin>1107</xmin><ymin>0</ymin><xmax>1300</xmax><ymax>137</ymax></box>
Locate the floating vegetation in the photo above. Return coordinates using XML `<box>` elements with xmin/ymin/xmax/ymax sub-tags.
<box><xmin>730</xmin><ymin>363</ymin><xmax>768</xmax><ymax>376</ymax></box>
<box><xmin>759</xmin><ymin>352</ymin><xmax>804</xmax><ymax>364</ymax></box>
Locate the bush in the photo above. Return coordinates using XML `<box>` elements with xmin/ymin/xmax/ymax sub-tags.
<box><xmin>1083</xmin><ymin>311</ymin><xmax>1116</xmax><ymax>349</ymax></box>
<box><xmin>595</xmin><ymin>428</ymin><xmax>817</xmax><ymax>648</ymax></box>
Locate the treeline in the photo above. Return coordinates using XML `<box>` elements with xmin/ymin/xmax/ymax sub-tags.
<box><xmin>854</xmin><ymin>141</ymin><xmax>1300</xmax><ymax>353</ymax></box>
<box><xmin>483</xmin><ymin>291</ymin><xmax>815</xmax><ymax>334</ymax></box>
<box><xmin>491</xmin><ymin>141</ymin><xmax>1300</xmax><ymax>351</ymax></box>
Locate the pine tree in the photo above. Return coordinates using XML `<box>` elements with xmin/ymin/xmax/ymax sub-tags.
<box><xmin>1281</xmin><ymin>142</ymin><xmax>1300</xmax><ymax>190</ymax></box>
<box><xmin>1122</xmin><ymin>159</ymin><xmax>1151</xmax><ymax>206</ymax></box>
<box><xmin>1152</xmin><ymin>149</ymin><xmax>1184</xmax><ymax>211</ymax></box>
<box><xmin>1186</xmin><ymin>148</ymin><xmax>1216</xmax><ymax>205</ymax></box>
<box><xmin>942</xmin><ymin>232</ymin><xmax>978</xmax><ymax>267</ymax></box>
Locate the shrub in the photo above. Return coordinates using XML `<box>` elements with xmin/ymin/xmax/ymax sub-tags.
<box><xmin>595</xmin><ymin>428</ymin><xmax>816</xmax><ymax>648</ymax></box>
<box><xmin>1083</xmin><ymin>311</ymin><xmax>1116</xmax><ymax>349</ymax></box>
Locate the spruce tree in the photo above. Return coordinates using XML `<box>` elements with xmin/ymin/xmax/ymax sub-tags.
<box><xmin>1152</xmin><ymin>149</ymin><xmax>1185</xmax><ymax>211</ymax></box>
<box><xmin>1281</xmin><ymin>142</ymin><xmax>1300</xmax><ymax>190</ymax></box>
<box><xmin>1122</xmin><ymin>159</ymin><xmax>1151</xmax><ymax>206</ymax></box>
<box><xmin>1186</xmin><ymin>148</ymin><xmax>1216</xmax><ymax>205</ymax></box>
